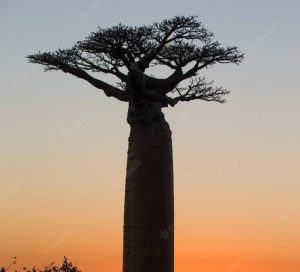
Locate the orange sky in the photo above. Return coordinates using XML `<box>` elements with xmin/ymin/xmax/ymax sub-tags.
<box><xmin>1</xmin><ymin>118</ymin><xmax>300</xmax><ymax>271</ymax></box>
<box><xmin>1</xmin><ymin>1</ymin><xmax>300</xmax><ymax>271</ymax></box>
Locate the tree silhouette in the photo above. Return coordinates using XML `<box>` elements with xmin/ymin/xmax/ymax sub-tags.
<box><xmin>27</xmin><ymin>15</ymin><xmax>244</xmax><ymax>272</ymax></box>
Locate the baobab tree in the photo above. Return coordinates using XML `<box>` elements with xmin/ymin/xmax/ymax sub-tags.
<box><xmin>27</xmin><ymin>15</ymin><xmax>243</xmax><ymax>272</ymax></box>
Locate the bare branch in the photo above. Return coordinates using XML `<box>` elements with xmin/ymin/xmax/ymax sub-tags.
<box><xmin>26</xmin><ymin>15</ymin><xmax>243</xmax><ymax>107</ymax></box>
<box><xmin>73</xmin><ymin>48</ymin><xmax>127</xmax><ymax>81</ymax></box>
<box><xmin>171</xmin><ymin>76</ymin><xmax>230</xmax><ymax>104</ymax></box>
<box><xmin>27</xmin><ymin>51</ymin><xmax>129</xmax><ymax>102</ymax></box>
<box><xmin>76</xmin><ymin>24</ymin><xmax>155</xmax><ymax>70</ymax></box>
<box><xmin>137</xmin><ymin>15</ymin><xmax>214</xmax><ymax>70</ymax></box>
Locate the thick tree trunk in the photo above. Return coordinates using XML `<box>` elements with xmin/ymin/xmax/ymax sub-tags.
<box><xmin>123</xmin><ymin>102</ymin><xmax>174</xmax><ymax>272</ymax></box>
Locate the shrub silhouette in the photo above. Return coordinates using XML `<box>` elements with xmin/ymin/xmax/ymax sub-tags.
<box><xmin>1</xmin><ymin>257</ymin><xmax>80</xmax><ymax>272</ymax></box>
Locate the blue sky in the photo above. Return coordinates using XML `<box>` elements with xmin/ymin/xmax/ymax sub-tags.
<box><xmin>1</xmin><ymin>0</ymin><xmax>299</xmax><ymax>100</ymax></box>
<box><xmin>1</xmin><ymin>1</ymin><xmax>299</xmax><ymax>174</ymax></box>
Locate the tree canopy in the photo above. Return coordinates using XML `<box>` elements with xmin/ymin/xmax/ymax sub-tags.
<box><xmin>27</xmin><ymin>15</ymin><xmax>244</xmax><ymax>106</ymax></box>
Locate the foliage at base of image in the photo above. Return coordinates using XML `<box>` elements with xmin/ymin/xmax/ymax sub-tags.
<box><xmin>1</xmin><ymin>257</ymin><xmax>80</xmax><ymax>272</ymax></box>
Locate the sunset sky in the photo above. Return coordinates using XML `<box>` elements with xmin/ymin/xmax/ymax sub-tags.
<box><xmin>1</xmin><ymin>0</ymin><xmax>300</xmax><ymax>271</ymax></box>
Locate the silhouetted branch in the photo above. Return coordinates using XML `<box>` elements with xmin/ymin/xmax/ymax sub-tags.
<box><xmin>26</xmin><ymin>15</ymin><xmax>243</xmax><ymax>106</ymax></box>
<box><xmin>171</xmin><ymin>76</ymin><xmax>230</xmax><ymax>104</ymax></box>
<box><xmin>76</xmin><ymin>23</ymin><xmax>155</xmax><ymax>70</ymax></box>
<box><xmin>137</xmin><ymin>15</ymin><xmax>213</xmax><ymax>70</ymax></box>
<box><xmin>27</xmin><ymin>50</ymin><xmax>128</xmax><ymax>101</ymax></box>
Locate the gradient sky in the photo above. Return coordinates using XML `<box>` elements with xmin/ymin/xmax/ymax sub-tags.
<box><xmin>1</xmin><ymin>0</ymin><xmax>300</xmax><ymax>271</ymax></box>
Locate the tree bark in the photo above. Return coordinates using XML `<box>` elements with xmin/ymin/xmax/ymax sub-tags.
<box><xmin>123</xmin><ymin>102</ymin><xmax>174</xmax><ymax>272</ymax></box>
